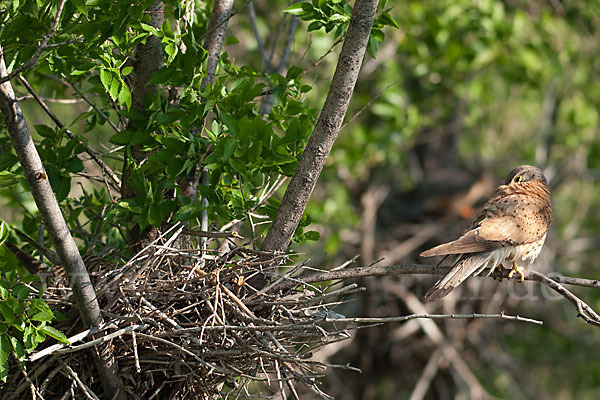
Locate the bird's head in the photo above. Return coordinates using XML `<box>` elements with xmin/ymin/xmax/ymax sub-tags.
<box><xmin>505</xmin><ymin>165</ymin><xmax>548</xmax><ymax>187</ymax></box>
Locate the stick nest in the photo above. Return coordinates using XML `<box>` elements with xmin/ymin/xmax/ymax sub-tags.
<box><xmin>2</xmin><ymin>225</ymin><xmax>359</xmax><ymax>399</ymax></box>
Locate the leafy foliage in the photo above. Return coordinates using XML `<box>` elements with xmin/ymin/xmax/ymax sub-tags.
<box><xmin>0</xmin><ymin>222</ymin><xmax>68</xmax><ymax>382</ymax></box>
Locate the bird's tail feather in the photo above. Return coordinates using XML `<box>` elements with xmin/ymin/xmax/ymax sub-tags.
<box><xmin>424</xmin><ymin>252</ymin><xmax>492</xmax><ymax>301</ymax></box>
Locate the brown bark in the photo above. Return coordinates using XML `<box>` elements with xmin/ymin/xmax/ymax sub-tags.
<box><xmin>121</xmin><ymin>0</ymin><xmax>164</xmax><ymax>249</ymax></box>
<box><xmin>0</xmin><ymin>45</ymin><xmax>125</xmax><ymax>400</ymax></box>
<box><xmin>261</xmin><ymin>0</ymin><xmax>380</xmax><ymax>252</ymax></box>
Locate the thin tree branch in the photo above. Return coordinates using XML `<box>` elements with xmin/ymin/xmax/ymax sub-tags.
<box><xmin>121</xmin><ymin>0</ymin><xmax>164</xmax><ymax>250</ymax></box>
<box><xmin>0</xmin><ymin>44</ymin><xmax>124</xmax><ymax>399</ymax></box>
<box><xmin>201</xmin><ymin>0</ymin><xmax>235</xmax><ymax>92</ymax></box>
<box><xmin>262</xmin><ymin>0</ymin><xmax>380</xmax><ymax>252</ymax></box>
<box><xmin>247</xmin><ymin>0</ymin><xmax>272</xmax><ymax>72</ymax></box>
<box><xmin>270</xmin><ymin>263</ymin><xmax>600</xmax><ymax>291</ymax></box>
<box><xmin>326</xmin><ymin>313</ymin><xmax>543</xmax><ymax>325</ymax></box>
<box><xmin>0</xmin><ymin>0</ymin><xmax>66</xmax><ymax>84</ymax></box>
<box><xmin>258</xmin><ymin>4</ymin><xmax>299</xmax><ymax>115</ymax></box>
<box><xmin>340</xmin><ymin>79</ymin><xmax>399</xmax><ymax>130</ymax></box>
<box><xmin>59</xmin><ymin>73</ymin><xmax>120</xmax><ymax>132</ymax></box>
<box><xmin>17</xmin><ymin>76</ymin><xmax>121</xmax><ymax>188</ymax></box>
<box><xmin>300</xmin><ymin>36</ymin><xmax>344</xmax><ymax>77</ymax></box>
<box><xmin>527</xmin><ymin>270</ymin><xmax>600</xmax><ymax>326</ymax></box>
<box><xmin>266</xmin><ymin>262</ymin><xmax>600</xmax><ymax>327</ymax></box>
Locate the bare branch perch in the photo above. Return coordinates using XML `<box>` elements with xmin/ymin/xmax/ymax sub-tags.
<box><xmin>527</xmin><ymin>270</ymin><xmax>600</xmax><ymax>326</ymax></box>
<box><xmin>267</xmin><ymin>262</ymin><xmax>600</xmax><ymax>327</ymax></box>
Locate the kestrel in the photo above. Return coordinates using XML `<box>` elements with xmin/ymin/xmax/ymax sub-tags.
<box><xmin>421</xmin><ymin>165</ymin><xmax>552</xmax><ymax>301</ymax></box>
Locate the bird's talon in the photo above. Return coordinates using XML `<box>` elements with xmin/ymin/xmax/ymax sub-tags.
<box><xmin>508</xmin><ymin>261</ymin><xmax>525</xmax><ymax>282</ymax></box>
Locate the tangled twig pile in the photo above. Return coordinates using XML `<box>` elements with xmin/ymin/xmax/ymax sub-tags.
<box><xmin>3</xmin><ymin>224</ymin><xmax>360</xmax><ymax>399</ymax></box>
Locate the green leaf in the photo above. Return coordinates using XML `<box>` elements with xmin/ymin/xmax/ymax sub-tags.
<box><xmin>0</xmin><ymin>302</ymin><xmax>15</xmax><ymax>324</ymax></box>
<box><xmin>223</xmin><ymin>137</ymin><xmax>237</xmax><ymax>159</ymax></box>
<box><xmin>165</xmin><ymin>42</ymin><xmax>177</xmax><ymax>63</ymax></box>
<box><xmin>66</xmin><ymin>157</ymin><xmax>84</xmax><ymax>173</ymax></box>
<box><xmin>109</xmin><ymin>130</ymin><xmax>135</xmax><ymax>145</ymax></box>
<box><xmin>0</xmin><ymin>221</ymin><xmax>9</xmax><ymax>246</ymax></box>
<box><xmin>221</xmin><ymin>112</ymin><xmax>239</xmax><ymax>136</ymax></box>
<box><xmin>367</xmin><ymin>36</ymin><xmax>380</xmax><ymax>58</ymax></box>
<box><xmin>9</xmin><ymin>335</ymin><xmax>25</xmax><ymax>362</ymax></box>
<box><xmin>29</xmin><ymin>300</ymin><xmax>55</xmax><ymax>322</ymax></box>
<box><xmin>0</xmin><ymin>334</ymin><xmax>10</xmax><ymax>383</ymax></box>
<box><xmin>140</xmin><ymin>23</ymin><xmax>160</xmax><ymax>37</ymax></box>
<box><xmin>71</xmin><ymin>0</ymin><xmax>88</xmax><ymax>15</ymax></box>
<box><xmin>329</xmin><ymin>13</ymin><xmax>349</xmax><ymax>23</ymax></box>
<box><xmin>109</xmin><ymin>76</ymin><xmax>121</xmax><ymax>100</ymax></box>
<box><xmin>225</xmin><ymin>36</ymin><xmax>240</xmax><ymax>45</ymax></box>
<box><xmin>304</xmin><ymin>230</ymin><xmax>321</xmax><ymax>241</ymax></box>
<box><xmin>307</xmin><ymin>21</ymin><xmax>323</xmax><ymax>32</ymax></box>
<box><xmin>13</xmin><ymin>285</ymin><xmax>30</xmax><ymax>301</ymax></box>
<box><xmin>161</xmin><ymin>19</ymin><xmax>174</xmax><ymax>38</ymax></box>
<box><xmin>0</xmin><ymin>154</ymin><xmax>17</xmax><ymax>171</ymax></box>
<box><xmin>284</xmin><ymin>3</ymin><xmax>309</xmax><ymax>16</ymax></box>
<box><xmin>286</xmin><ymin>66</ymin><xmax>304</xmax><ymax>80</ymax></box>
<box><xmin>248</xmin><ymin>141</ymin><xmax>262</xmax><ymax>162</ymax></box>
<box><xmin>370</xmin><ymin>28</ymin><xmax>385</xmax><ymax>42</ymax></box>
<box><xmin>118</xmin><ymin>84</ymin><xmax>132</xmax><ymax>109</ymax></box>
<box><xmin>40</xmin><ymin>326</ymin><xmax>70</xmax><ymax>344</ymax></box>
<box><xmin>49</xmin><ymin>174</ymin><xmax>71</xmax><ymax>203</ymax></box>
<box><xmin>379</xmin><ymin>11</ymin><xmax>399</xmax><ymax>29</ymax></box>
<box><xmin>34</xmin><ymin>125</ymin><xmax>56</xmax><ymax>138</ymax></box>
<box><xmin>0</xmin><ymin>171</ymin><xmax>19</xmax><ymax>187</ymax></box>
<box><xmin>99</xmin><ymin>68</ymin><xmax>111</xmax><ymax>91</ymax></box>
<box><xmin>121</xmin><ymin>66</ymin><xmax>133</xmax><ymax>76</ymax></box>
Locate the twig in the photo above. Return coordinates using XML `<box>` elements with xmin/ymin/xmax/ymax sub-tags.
<box><xmin>299</xmin><ymin>36</ymin><xmax>345</xmax><ymax>77</ymax></box>
<box><xmin>182</xmin><ymin>229</ymin><xmax>241</xmax><ymax>238</ymax></box>
<box><xmin>340</xmin><ymin>79</ymin><xmax>399</xmax><ymax>130</ymax></box>
<box><xmin>247</xmin><ymin>0</ymin><xmax>272</xmax><ymax>72</ymax></box>
<box><xmin>17</xmin><ymin>76</ymin><xmax>121</xmax><ymax>188</ymax></box>
<box><xmin>12</xmin><ymin>350</ymin><xmax>42</xmax><ymax>400</ymax></box>
<box><xmin>29</xmin><ymin>324</ymin><xmax>147</xmax><ymax>361</ymax></box>
<box><xmin>59</xmin><ymin>73</ymin><xmax>120</xmax><ymax>132</ymax></box>
<box><xmin>409</xmin><ymin>347</ymin><xmax>442</xmax><ymax>400</ymax></box>
<box><xmin>527</xmin><ymin>270</ymin><xmax>600</xmax><ymax>326</ymax></box>
<box><xmin>269</xmin><ymin>263</ymin><xmax>600</xmax><ymax>292</ymax></box>
<box><xmin>59</xmin><ymin>361</ymin><xmax>101</xmax><ymax>400</ymax></box>
<box><xmin>325</xmin><ymin>313</ymin><xmax>543</xmax><ymax>325</ymax></box>
<box><xmin>135</xmin><ymin>332</ymin><xmax>231</xmax><ymax>375</ymax></box>
<box><xmin>0</xmin><ymin>0</ymin><xmax>67</xmax><ymax>84</ymax></box>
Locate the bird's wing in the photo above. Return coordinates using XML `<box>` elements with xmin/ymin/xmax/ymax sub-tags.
<box><xmin>421</xmin><ymin>184</ymin><xmax>552</xmax><ymax>257</ymax></box>
<box><xmin>419</xmin><ymin>229</ymin><xmax>501</xmax><ymax>256</ymax></box>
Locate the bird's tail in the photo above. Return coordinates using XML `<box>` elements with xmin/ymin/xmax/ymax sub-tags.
<box><xmin>424</xmin><ymin>252</ymin><xmax>492</xmax><ymax>301</ymax></box>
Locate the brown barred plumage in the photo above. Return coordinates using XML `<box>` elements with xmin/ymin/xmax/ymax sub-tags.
<box><xmin>421</xmin><ymin>165</ymin><xmax>552</xmax><ymax>301</ymax></box>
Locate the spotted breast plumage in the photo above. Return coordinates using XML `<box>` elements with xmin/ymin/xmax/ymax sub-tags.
<box><xmin>420</xmin><ymin>165</ymin><xmax>552</xmax><ymax>301</ymax></box>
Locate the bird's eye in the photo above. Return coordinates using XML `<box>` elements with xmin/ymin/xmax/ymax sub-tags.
<box><xmin>513</xmin><ymin>175</ymin><xmax>522</xmax><ymax>183</ymax></box>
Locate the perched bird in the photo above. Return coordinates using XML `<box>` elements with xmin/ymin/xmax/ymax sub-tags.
<box><xmin>420</xmin><ymin>165</ymin><xmax>552</xmax><ymax>301</ymax></box>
